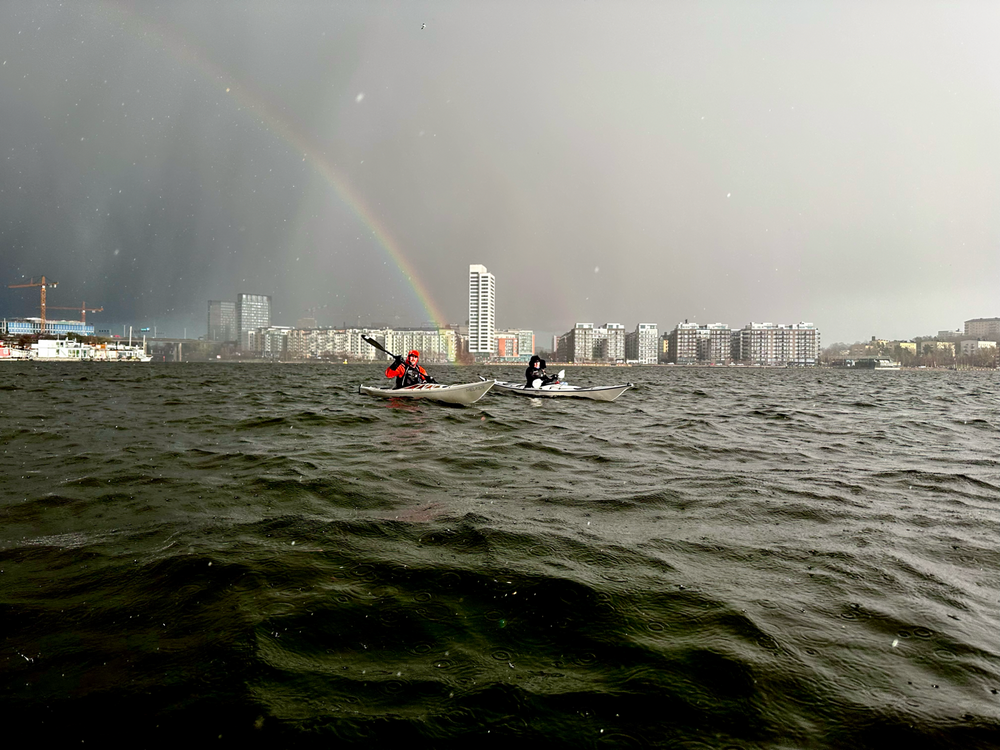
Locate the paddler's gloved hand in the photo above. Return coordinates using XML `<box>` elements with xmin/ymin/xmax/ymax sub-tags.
<box><xmin>425</xmin><ymin>376</ymin><xmax>437</xmax><ymax>383</ymax></box>
<box><xmin>391</xmin><ymin>356</ymin><xmax>403</xmax><ymax>368</ymax></box>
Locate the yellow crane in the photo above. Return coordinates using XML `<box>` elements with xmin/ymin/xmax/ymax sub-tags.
<box><xmin>8</xmin><ymin>276</ymin><xmax>59</xmax><ymax>332</ymax></box>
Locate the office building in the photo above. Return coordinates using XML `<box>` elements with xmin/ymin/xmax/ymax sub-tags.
<box><xmin>237</xmin><ymin>293</ymin><xmax>271</xmax><ymax>350</ymax></box>
<box><xmin>207</xmin><ymin>301</ymin><xmax>237</xmax><ymax>342</ymax></box>
<box><xmin>468</xmin><ymin>265</ymin><xmax>495</xmax><ymax>356</ymax></box>
<box><xmin>2</xmin><ymin>318</ymin><xmax>94</xmax><ymax>337</ymax></box>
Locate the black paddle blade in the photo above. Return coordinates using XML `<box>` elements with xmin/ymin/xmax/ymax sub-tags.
<box><xmin>361</xmin><ymin>335</ymin><xmax>397</xmax><ymax>360</ymax></box>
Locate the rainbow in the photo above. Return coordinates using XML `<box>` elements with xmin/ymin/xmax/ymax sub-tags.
<box><xmin>100</xmin><ymin>2</ymin><xmax>451</xmax><ymax>330</ymax></box>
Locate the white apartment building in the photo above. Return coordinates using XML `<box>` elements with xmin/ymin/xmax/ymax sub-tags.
<box><xmin>285</xmin><ymin>327</ymin><xmax>457</xmax><ymax>362</ymax></box>
<box><xmin>557</xmin><ymin>323</ymin><xmax>626</xmax><ymax>363</ymax></box>
<box><xmin>734</xmin><ymin>322</ymin><xmax>820</xmax><ymax>366</ymax></box>
<box><xmin>468</xmin><ymin>264</ymin><xmax>496</xmax><ymax>356</ymax></box>
<box><xmin>625</xmin><ymin>323</ymin><xmax>659</xmax><ymax>364</ymax></box>
<box><xmin>669</xmin><ymin>322</ymin><xmax>732</xmax><ymax>365</ymax></box>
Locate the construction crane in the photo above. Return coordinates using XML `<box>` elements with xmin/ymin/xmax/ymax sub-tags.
<box><xmin>8</xmin><ymin>276</ymin><xmax>58</xmax><ymax>332</ymax></box>
<box><xmin>48</xmin><ymin>302</ymin><xmax>104</xmax><ymax>324</ymax></box>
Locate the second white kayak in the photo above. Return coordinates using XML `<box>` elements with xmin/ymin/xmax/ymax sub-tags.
<box><xmin>492</xmin><ymin>380</ymin><xmax>632</xmax><ymax>402</ymax></box>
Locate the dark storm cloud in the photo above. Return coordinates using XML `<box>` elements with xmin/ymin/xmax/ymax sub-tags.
<box><xmin>2</xmin><ymin>1</ymin><xmax>998</xmax><ymax>342</ymax></box>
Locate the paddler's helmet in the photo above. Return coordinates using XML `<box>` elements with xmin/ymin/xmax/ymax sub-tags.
<box><xmin>529</xmin><ymin>355</ymin><xmax>541</xmax><ymax>366</ymax></box>
<box><xmin>408</xmin><ymin>350</ymin><xmax>420</xmax><ymax>360</ymax></box>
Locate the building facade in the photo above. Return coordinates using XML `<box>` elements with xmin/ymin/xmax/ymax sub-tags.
<box><xmin>557</xmin><ymin>323</ymin><xmax>630</xmax><ymax>363</ymax></box>
<box><xmin>960</xmin><ymin>339</ymin><xmax>998</xmax><ymax>357</ymax></box>
<box><xmin>284</xmin><ymin>327</ymin><xmax>459</xmax><ymax>362</ymax></box>
<box><xmin>237</xmin><ymin>293</ymin><xmax>271</xmax><ymax>349</ymax></box>
<box><xmin>964</xmin><ymin>318</ymin><xmax>1000</xmax><ymax>339</ymax></box>
<box><xmin>2</xmin><ymin>318</ymin><xmax>95</xmax><ymax>336</ymax></box>
<box><xmin>492</xmin><ymin>329</ymin><xmax>535</xmax><ymax>361</ymax></box>
<box><xmin>733</xmin><ymin>322</ymin><xmax>820</xmax><ymax>366</ymax></box>
<box><xmin>207</xmin><ymin>300</ymin><xmax>237</xmax><ymax>342</ymax></box>
<box><xmin>468</xmin><ymin>265</ymin><xmax>496</xmax><ymax>356</ymax></box>
<box><xmin>625</xmin><ymin>323</ymin><xmax>659</xmax><ymax>364</ymax></box>
<box><xmin>558</xmin><ymin>323</ymin><xmax>595</xmax><ymax>363</ymax></box>
<box><xmin>597</xmin><ymin>323</ymin><xmax>626</xmax><ymax>362</ymax></box>
<box><xmin>668</xmin><ymin>322</ymin><xmax>732</xmax><ymax>365</ymax></box>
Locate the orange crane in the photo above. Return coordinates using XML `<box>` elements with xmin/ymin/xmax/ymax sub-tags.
<box><xmin>48</xmin><ymin>302</ymin><xmax>104</xmax><ymax>324</ymax></box>
<box><xmin>8</xmin><ymin>276</ymin><xmax>58</xmax><ymax>332</ymax></box>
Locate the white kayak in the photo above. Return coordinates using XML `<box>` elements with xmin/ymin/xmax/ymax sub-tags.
<box><xmin>493</xmin><ymin>379</ymin><xmax>632</xmax><ymax>402</ymax></box>
<box><xmin>359</xmin><ymin>379</ymin><xmax>495</xmax><ymax>406</ymax></box>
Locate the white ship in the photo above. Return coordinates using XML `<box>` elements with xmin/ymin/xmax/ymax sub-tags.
<box><xmin>28</xmin><ymin>338</ymin><xmax>152</xmax><ymax>362</ymax></box>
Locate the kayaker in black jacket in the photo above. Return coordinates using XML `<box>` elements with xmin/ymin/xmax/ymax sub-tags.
<box><xmin>386</xmin><ymin>349</ymin><xmax>437</xmax><ymax>389</ymax></box>
<box><xmin>525</xmin><ymin>355</ymin><xmax>557</xmax><ymax>388</ymax></box>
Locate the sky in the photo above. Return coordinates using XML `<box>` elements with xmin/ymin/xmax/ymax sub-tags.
<box><xmin>1</xmin><ymin>0</ymin><xmax>998</xmax><ymax>345</ymax></box>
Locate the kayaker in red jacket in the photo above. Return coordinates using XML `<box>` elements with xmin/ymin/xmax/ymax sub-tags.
<box><xmin>385</xmin><ymin>350</ymin><xmax>437</xmax><ymax>388</ymax></box>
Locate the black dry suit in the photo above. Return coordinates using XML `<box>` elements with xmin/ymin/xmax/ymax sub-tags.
<box><xmin>525</xmin><ymin>355</ymin><xmax>556</xmax><ymax>388</ymax></box>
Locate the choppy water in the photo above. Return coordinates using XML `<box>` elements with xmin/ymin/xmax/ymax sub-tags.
<box><xmin>1</xmin><ymin>363</ymin><xmax>998</xmax><ymax>747</ymax></box>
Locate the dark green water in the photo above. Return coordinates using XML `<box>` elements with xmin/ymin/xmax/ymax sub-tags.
<box><xmin>1</xmin><ymin>363</ymin><xmax>998</xmax><ymax>747</ymax></box>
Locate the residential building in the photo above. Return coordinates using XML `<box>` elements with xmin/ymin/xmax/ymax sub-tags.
<box><xmin>207</xmin><ymin>300</ymin><xmax>237</xmax><ymax>342</ymax></box>
<box><xmin>960</xmin><ymin>339</ymin><xmax>997</xmax><ymax>356</ymax></box>
<box><xmin>516</xmin><ymin>330</ymin><xmax>535</xmax><ymax>359</ymax></box>
<box><xmin>668</xmin><ymin>322</ymin><xmax>731</xmax><ymax>365</ymax></box>
<box><xmin>557</xmin><ymin>323</ymin><xmax>628</xmax><ymax>363</ymax></box>
<box><xmin>468</xmin><ymin>264</ymin><xmax>495</xmax><ymax>357</ymax></box>
<box><xmin>492</xmin><ymin>329</ymin><xmax>534</xmax><ymax>361</ymax></box>
<box><xmin>733</xmin><ymin>322</ymin><xmax>820</xmax><ymax>366</ymax></box>
<box><xmin>964</xmin><ymin>318</ymin><xmax>1000</xmax><ymax>338</ymax></box>
<box><xmin>597</xmin><ymin>323</ymin><xmax>626</xmax><ymax>362</ymax></box>
<box><xmin>385</xmin><ymin>328</ymin><xmax>457</xmax><ymax>363</ymax></box>
<box><xmin>559</xmin><ymin>323</ymin><xmax>596</xmax><ymax>363</ymax></box>
<box><xmin>625</xmin><ymin>323</ymin><xmax>659</xmax><ymax>364</ymax></box>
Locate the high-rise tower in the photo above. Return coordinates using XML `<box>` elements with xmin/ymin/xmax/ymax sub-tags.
<box><xmin>236</xmin><ymin>293</ymin><xmax>271</xmax><ymax>349</ymax></box>
<box><xmin>467</xmin><ymin>265</ymin><xmax>495</xmax><ymax>356</ymax></box>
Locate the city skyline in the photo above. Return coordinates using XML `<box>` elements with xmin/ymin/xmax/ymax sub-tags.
<box><xmin>2</xmin><ymin>3</ymin><xmax>999</xmax><ymax>344</ymax></box>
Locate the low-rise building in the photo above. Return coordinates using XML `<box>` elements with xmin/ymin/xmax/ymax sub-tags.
<box><xmin>960</xmin><ymin>339</ymin><xmax>997</xmax><ymax>356</ymax></box>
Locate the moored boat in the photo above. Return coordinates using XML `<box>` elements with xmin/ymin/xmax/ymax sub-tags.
<box><xmin>493</xmin><ymin>379</ymin><xmax>632</xmax><ymax>402</ymax></box>
<box><xmin>359</xmin><ymin>379</ymin><xmax>495</xmax><ymax>406</ymax></box>
<box><xmin>29</xmin><ymin>338</ymin><xmax>152</xmax><ymax>362</ymax></box>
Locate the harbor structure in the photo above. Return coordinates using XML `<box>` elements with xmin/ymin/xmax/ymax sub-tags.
<box><xmin>468</xmin><ymin>265</ymin><xmax>495</xmax><ymax>357</ymax></box>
